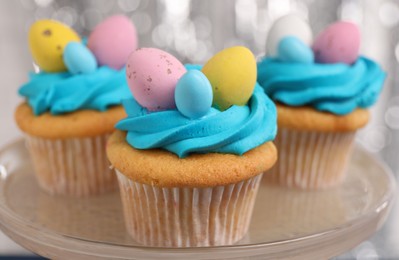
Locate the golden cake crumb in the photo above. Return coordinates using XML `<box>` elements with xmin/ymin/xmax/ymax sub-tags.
<box><xmin>107</xmin><ymin>130</ymin><xmax>277</xmax><ymax>188</ymax></box>
<box><xmin>15</xmin><ymin>103</ymin><xmax>126</xmax><ymax>139</ymax></box>
<box><xmin>277</xmin><ymin>103</ymin><xmax>369</xmax><ymax>132</ymax></box>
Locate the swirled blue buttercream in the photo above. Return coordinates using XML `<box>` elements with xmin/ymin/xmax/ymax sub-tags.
<box><xmin>116</xmin><ymin>85</ymin><xmax>277</xmax><ymax>158</ymax></box>
<box><xmin>257</xmin><ymin>56</ymin><xmax>386</xmax><ymax>115</ymax></box>
<box><xmin>184</xmin><ymin>64</ymin><xmax>203</xmax><ymax>71</ymax></box>
<box><xmin>19</xmin><ymin>66</ymin><xmax>130</xmax><ymax>115</ymax></box>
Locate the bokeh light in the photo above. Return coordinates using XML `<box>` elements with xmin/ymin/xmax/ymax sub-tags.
<box><xmin>339</xmin><ymin>0</ymin><xmax>363</xmax><ymax>24</ymax></box>
<box><xmin>34</xmin><ymin>5</ymin><xmax>54</xmax><ymax>20</ymax></box>
<box><xmin>394</xmin><ymin>42</ymin><xmax>399</xmax><ymax>63</ymax></box>
<box><xmin>385</xmin><ymin>96</ymin><xmax>399</xmax><ymax>129</ymax></box>
<box><xmin>355</xmin><ymin>241</ymin><xmax>379</xmax><ymax>260</ymax></box>
<box><xmin>34</xmin><ymin>0</ymin><xmax>53</xmax><ymax>8</ymax></box>
<box><xmin>80</xmin><ymin>9</ymin><xmax>103</xmax><ymax>31</ymax></box>
<box><xmin>358</xmin><ymin>125</ymin><xmax>392</xmax><ymax>153</ymax></box>
<box><xmin>52</xmin><ymin>6</ymin><xmax>78</xmax><ymax>27</ymax></box>
<box><xmin>20</xmin><ymin>0</ymin><xmax>37</xmax><ymax>10</ymax></box>
<box><xmin>131</xmin><ymin>13</ymin><xmax>152</xmax><ymax>34</ymax></box>
<box><xmin>118</xmin><ymin>0</ymin><xmax>141</xmax><ymax>12</ymax></box>
<box><xmin>379</xmin><ymin>1</ymin><xmax>399</xmax><ymax>28</ymax></box>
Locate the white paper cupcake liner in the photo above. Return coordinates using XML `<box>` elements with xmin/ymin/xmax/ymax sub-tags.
<box><xmin>26</xmin><ymin>134</ymin><xmax>117</xmax><ymax>197</ymax></box>
<box><xmin>116</xmin><ymin>171</ymin><xmax>263</xmax><ymax>247</ymax></box>
<box><xmin>263</xmin><ymin>128</ymin><xmax>355</xmax><ymax>189</ymax></box>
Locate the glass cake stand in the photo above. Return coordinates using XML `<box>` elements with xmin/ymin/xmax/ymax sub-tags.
<box><xmin>0</xmin><ymin>139</ymin><xmax>395</xmax><ymax>260</ymax></box>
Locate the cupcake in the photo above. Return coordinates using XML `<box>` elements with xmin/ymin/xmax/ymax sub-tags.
<box><xmin>15</xmin><ymin>16</ymin><xmax>137</xmax><ymax>197</ymax></box>
<box><xmin>107</xmin><ymin>46</ymin><xmax>277</xmax><ymax>246</ymax></box>
<box><xmin>257</xmin><ymin>15</ymin><xmax>386</xmax><ymax>189</ymax></box>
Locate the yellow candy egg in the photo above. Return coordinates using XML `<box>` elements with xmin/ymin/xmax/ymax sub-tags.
<box><xmin>201</xmin><ymin>46</ymin><xmax>256</xmax><ymax>111</ymax></box>
<box><xmin>29</xmin><ymin>20</ymin><xmax>81</xmax><ymax>72</ymax></box>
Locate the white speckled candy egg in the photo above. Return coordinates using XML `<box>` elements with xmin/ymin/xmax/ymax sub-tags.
<box><xmin>126</xmin><ymin>48</ymin><xmax>186</xmax><ymax>111</ymax></box>
<box><xmin>266</xmin><ymin>14</ymin><xmax>313</xmax><ymax>57</ymax></box>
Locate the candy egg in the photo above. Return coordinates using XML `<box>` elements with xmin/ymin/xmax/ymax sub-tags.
<box><xmin>29</xmin><ymin>19</ymin><xmax>81</xmax><ymax>72</ymax></box>
<box><xmin>202</xmin><ymin>46</ymin><xmax>256</xmax><ymax>111</ymax></box>
<box><xmin>175</xmin><ymin>70</ymin><xmax>213</xmax><ymax>119</ymax></box>
<box><xmin>313</xmin><ymin>21</ymin><xmax>360</xmax><ymax>64</ymax></box>
<box><xmin>88</xmin><ymin>15</ymin><xmax>138</xmax><ymax>70</ymax></box>
<box><xmin>266</xmin><ymin>14</ymin><xmax>312</xmax><ymax>57</ymax></box>
<box><xmin>63</xmin><ymin>42</ymin><xmax>97</xmax><ymax>74</ymax></box>
<box><xmin>126</xmin><ymin>48</ymin><xmax>186</xmax><ymax>111</ymax></box>
<box><xmin>277</xmin><ymin>36</ymin><xmax>314</xmax><ymax>63</ymax></box>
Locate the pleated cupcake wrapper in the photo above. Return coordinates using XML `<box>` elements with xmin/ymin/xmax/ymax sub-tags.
<box><xmin>26</xmin><ymin>134</ymin><xmax>117</xmax><ymax>197</ymax></box>
<box><xmin>116</xmin><ymin>171</ymin><xmax>262</xmax><ymax>247</ymax></box>
<box><xmin>263</xmin><ymin>128</ymin><xmax>355</xmax><ymax>189</ymax></box>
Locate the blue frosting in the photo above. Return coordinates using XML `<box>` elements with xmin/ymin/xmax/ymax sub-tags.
<box><xmin>19</xmin><ymin>66</ymin><xmax>131</xmax><ymax>115</ymax></box>
<box><xmin>257</xmin><ymin>56</ymin><xmax>386</xmax><ymax>115</ymax></box>
<box><xmin>116</xmin><ymin>85</ymin><xmax>277</xmax><ymax>158</ymax></box>
<box><xmin>184</xmin><ymin>64</ymin><xmax>203</xmax><ymax>71</ymax></box>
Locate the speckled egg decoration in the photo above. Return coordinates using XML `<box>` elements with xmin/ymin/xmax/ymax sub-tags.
<box><xmin>175</xmin><ymin>70</ymin><xmax>213</xmax><ymax>119</ymax></box>
<box><xmin>126</xmin><ymin>48</ymin><xmax>186</xmax><ymax>111</ymax></box>
<box><xmin>88</xmin><ymin>15</ymin><xmax>138</xmax><ymax>70</ymax></box>
<box><xmin>201</xmin><ymin>46</ymin><xmax>256</xmax><ymax>111</ymax></box>
<box><xmin>29</xmin><ymin>19</ymin><xmax>81</xmax><ymax>72</ymax></box>
<box><xmin>63</xmin><ymin>42</ymin><xmax>97</xmax><ymax>74</ymax></box>
<box><xmin>266</xmin><ymin>14</ymin><xmax>312</xmax><ymax>57</ymax></box>
<box><xmin>313</xmin><ymin>21</ymin><xmax>360</xmax><ymax>64</ymax></box>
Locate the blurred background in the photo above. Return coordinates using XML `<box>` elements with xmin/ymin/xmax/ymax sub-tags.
<box><xmin>0</xmin><ymin>0</ymin><xmax>398</xmax><ymax>259</ymax></box>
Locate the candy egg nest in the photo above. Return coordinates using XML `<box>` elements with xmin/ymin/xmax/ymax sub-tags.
<box><xmin>125</xmin><ymin>46</ymin><xmax>258</xmax><ymax>118</ymax></box>
<box><xmin>28</xmin><ymin>15</ymin><xmax>138</xmax><ymax>74</ymax></box>
<box><xmin>265</xmin><ymin>15</ymin><xmax>360</xmax><ymax>65</ymax></box>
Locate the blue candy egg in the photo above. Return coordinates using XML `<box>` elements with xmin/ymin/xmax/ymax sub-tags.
<box><xmin>175</xmin><ymin>70</ymin><xmax>213</xmax><ymax>119</ymax></box>
<box><xmin>63</xmin><ymin>42</ymin><xmax>97</xmax><ymax>74</ymax></box>
<box><xmin>277</xmin><ymin>36</ymin><xmax>314</xmax><ymax>63</ymax></box>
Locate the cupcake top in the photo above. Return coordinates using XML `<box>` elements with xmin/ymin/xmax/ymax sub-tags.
<box><xmin>257</xmin><ymin>15</ymin><xmax>386</xmax><ymax>116</ymax></box>
<box><xmin>19</xmin><ymin>15</ymin><xmax>136</xmax><ymax>116</ymax></box>
<box><xmin>107</xmin><ymin>130</ymin><xmax>277</xmax><ymax>187</ymax></box>
<box><xmin>116</xmin><ymin>46</ymin><xmax>277</xmax><ymax>158</ymax></box>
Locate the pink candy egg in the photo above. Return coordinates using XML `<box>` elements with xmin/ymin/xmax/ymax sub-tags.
<box><xmin>88</xmin><ymin>15</ymin><xmax>138</xmax><ymax>70</ymax></box>
<box><xmin>126</xmin><ymin>48</ymin><xmax>187</xmax><ymax>111</ymax></box>
<box><xmin>313</xmin><ymin>21</ymin><xmax>360</xmax><ymax>64</ymax></box>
